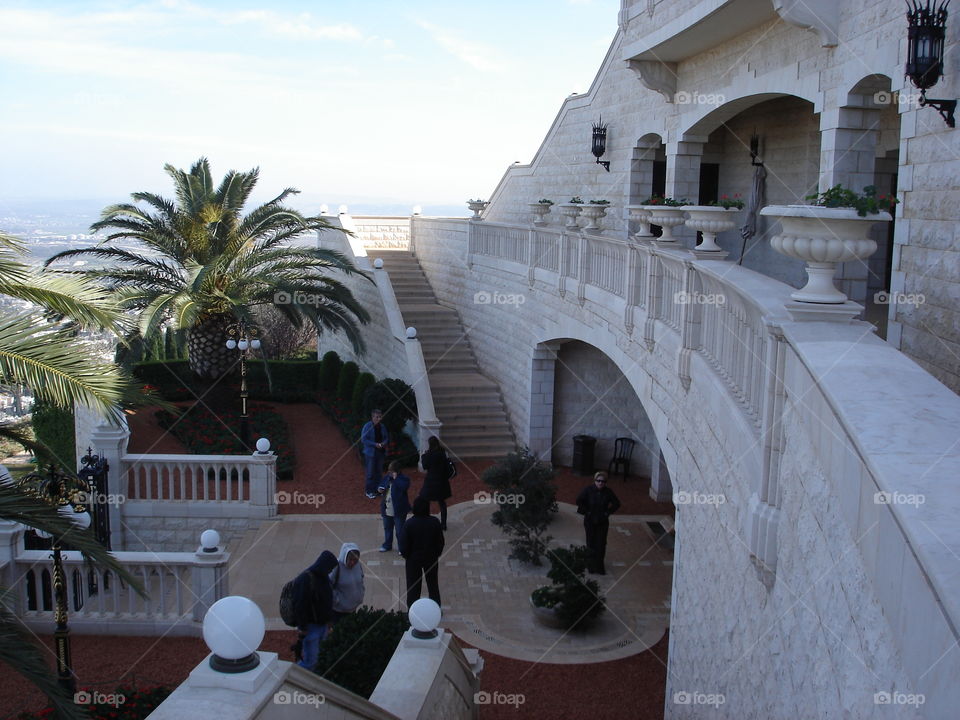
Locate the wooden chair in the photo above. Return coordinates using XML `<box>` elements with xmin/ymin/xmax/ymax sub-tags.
<box><xmin>607</xmin><ymin>437</ymin><xmax>636</xmax><ymax>481</ymax></box>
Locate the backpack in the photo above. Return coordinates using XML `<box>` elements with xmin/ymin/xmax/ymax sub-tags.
<box><xmin>279</xmin><ymin>571</ymin><xmax>315</xmax><ymax>627</ymax></box>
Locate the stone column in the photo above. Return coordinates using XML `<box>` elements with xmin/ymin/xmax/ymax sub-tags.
<box><xmin>89</xmin><ymin>420</ymin><xmax>130</xmax><ymax>550</ymax></box>
<box><xmin>191</xmin><ymin>534</ymin><xmax>230</xmax><ymax>623</ymax></box>
<box><xmin>649</xmin><ymin>448</ymin><xmax>672</xmax><ymax>503</ymax></box>
<box><xmin>818</xmin><ymin>105</ymin><xmax>882</xmax><ymax>304</ymax></box>
<box><xmin>527</xmin><ymin>342</ymin><xmax>561</xmax><ymax>461</ymax></box>
<box><xmin>664</xmin><ymin>137</ymin><xmax>706</xmax><ymax>246</ymax></box>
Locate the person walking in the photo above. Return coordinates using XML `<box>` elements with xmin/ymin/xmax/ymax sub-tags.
<box><xmin>419</xmin><ymin>436</ymin><xmax>452</xmax><ymax>531</ymax></box>
<box><xmin>403</xmin><ymin>496</ymin><xmax>444</xmax><ymax>610</ymax></box>
<box><xmin>293</xmin><ymin>550</ymin><xmax>339</xmax><ymax>669</ymax></box>
<box><xmin>360</xmin><ymin>409</ymin><xmax>389</xmax><ymax>498</ymax></box>
<box><xmin>378</xmin><ymin>461</ymin><xmax>411</xmax><ymax>555</ymax></box>
<box><xmin>329</xmin><ymin>542</ymin><xmax>365</xmax><ymax>628</ymax></box>
<box><xmin>575</xmin><ymin>472</ymin><xmax>621</xmax><ymax>574</ymax></box>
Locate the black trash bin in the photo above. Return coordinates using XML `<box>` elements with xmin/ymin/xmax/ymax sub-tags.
<box><xmin>572</xmin><ymin>435</ymin><xmax>597</xmax><ymax>476</ymax></box>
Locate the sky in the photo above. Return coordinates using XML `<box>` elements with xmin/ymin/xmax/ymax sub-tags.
<box><xmin>0</xmin><ymin>0</ymin><xmax>620</xmax><ymax>213</ymax></box>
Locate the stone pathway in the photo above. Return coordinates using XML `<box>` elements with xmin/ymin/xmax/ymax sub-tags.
<box><xmin>229</xmin><ymin>502</ymin><xmax>673</xmax><ymax>665</ymax></box>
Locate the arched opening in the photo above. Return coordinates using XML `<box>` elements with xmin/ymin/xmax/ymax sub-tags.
<box><xmin>628</xmin><ymin>134</ymin><xmax>667</xmax><ymax>235</ymax></box>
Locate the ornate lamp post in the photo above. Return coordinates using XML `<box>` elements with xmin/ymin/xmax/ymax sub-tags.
<box><xmin>906</xmin><ymin>0</ymin><xmax>956</xmax><ymax>127</ymax></box>
<box><xmin>18</xmin><ymin>464</ymin><xmax>92</xmax><ymax>694</ymax></box>
<box><xmin>225</xmin><ymin>320</ymin><xmax>261</xmax><ymax>451</ymax></box>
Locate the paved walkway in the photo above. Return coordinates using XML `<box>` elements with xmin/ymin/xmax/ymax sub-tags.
<box><xmin>229</xmin><ymin>501</ymin><xmax>673</xmax><ymax>664</ymax></box>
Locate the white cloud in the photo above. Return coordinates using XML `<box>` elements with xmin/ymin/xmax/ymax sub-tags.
<box><xmin>416</xmin><ymin>20</ymin><xmax>506</xmax><ymax>73</ymax></box>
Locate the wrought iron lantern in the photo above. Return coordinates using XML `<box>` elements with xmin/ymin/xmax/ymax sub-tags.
<box><xmin>749</xmin><ymin>132</ymin><xmax>764</xmax><ymax>166</ymax></box>
<box><xmin>592</xmin><ymin>117</ymin><xmax>611</xmax><ymax>171</ymax></box>
<box><xmin>225</xmin><ymin>320</ymin><xmax>261</xmax><ymax>451</ymax></box>
<box><xmin>906</xmin><ymin>0</ymin><xmax>956</xmax><ymax>127</ymax></box>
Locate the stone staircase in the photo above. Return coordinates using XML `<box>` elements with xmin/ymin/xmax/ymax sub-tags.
<box><xmin>376</xmin><ymin>249</ymin><xmax>516</xmax><ymax>459</ymax></box>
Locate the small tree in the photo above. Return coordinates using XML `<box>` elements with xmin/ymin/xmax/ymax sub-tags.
<box><xmin>351</xmin><ymin>372</ymin><xmax>376</xmax><ymax>415</ymax></box>
<box><xmin>319</xmin><ymin>350</ymin><xmax>342</xmax><ymax>394</ymax></box>
<box><xmin>336</xmin><ymin>361</ymin><xmax>359</xmax><ymax>405</ymax></box>
<box><xmin>164</xmin><ymin>326</ymin><xmax>176</xmax><ymax>360</ymax></box>
<box><xmin>362</xmin><ymin>378</ymin><xmax>417</xmax><ymax>435</ymax></box>
<box><xmin>482</xmin><ymin>448</ymin><xmax>557</xmax><ymax>565</ymax></box>
<box><xmin>532</xmin><ymin>545</ymin><xmax>606</xmax><ymax>629</ymax></box>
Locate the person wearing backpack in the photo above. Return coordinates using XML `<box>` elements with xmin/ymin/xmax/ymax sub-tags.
<box><xmin>292</xmin><ymin>550</ymin><xmax>338</xmax><ymax>669</ymax></box>
<box><xmin>378</xmin><ymin>461</ymin><xmax>411</xmax><ymax>555</ymax></box>
<box><xmin>419</xmin><ymin>435</ymin><xmax>453</xmax><ymax>531</ymax></box>
<box><xmin>329</xmin><ymin>542</ymin><xmax>365</xmax><ymax>626</ymax></box>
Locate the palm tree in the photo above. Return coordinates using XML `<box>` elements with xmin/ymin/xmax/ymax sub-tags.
<box><xmin>0</xmin><ymin>231</ymin><xmax>147</xmax><ymax>718</ymax></box>
<box><xmin>45</xmin><ymin>157</ymin><xmax>371</xmax><ymax>380</ymax></box>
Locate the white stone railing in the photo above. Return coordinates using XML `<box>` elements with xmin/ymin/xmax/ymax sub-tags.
<box><xmin>9</xmin><ymin>540</ymin><xmax>228</xmax><ymax>637</ymax></box>
<box><xmin>122</xmin><ymin>453</ymin><xmax>277</xmax><ymax>519</ymax></box>
<box><xmin>350</xmin><ymin>215</ymin><xmax>411</xmax><ymax>249</ymax></box>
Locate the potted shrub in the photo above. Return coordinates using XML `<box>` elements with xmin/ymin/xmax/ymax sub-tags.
<box><xmin>530</xmin><ymin>545</ymin><xmax>605</xmax><ymax>630</ymax></box>
<box><xmin>482</xmin><ymin>448</ymin><xmax>558</xmax><ymax>565</ymax></box>
<box><xmin>760</xmin><ymin>185</ymin><xmax>895</xmax><ymax>303</ymax></box>
<box><xmin>467</xmin><ymin>198</ymin><xmax>489</xmax><ymax>220</ymax></box>
<box><xmin>528</xmin><ymin>198</ymin><xmax>553</xmax><ymax>225</ymax></box>
<box><xmin>641</xmin><ymin>195</ymin><xmax>690</xmax><ymax>241</ymax></box>
<box><xmin>683</xmin><ymin>194</ymin><xmax>745</xmax><ymax>252</ymax></box>
<box><xmin>557</xmin><ymin>197</ymin><xmax>584</xmax><ymax>230</ymax></box>
<box><xmin>580</xmin><ymin>199</ymin><xmax>610</xmax><ymax>232</ymax></box>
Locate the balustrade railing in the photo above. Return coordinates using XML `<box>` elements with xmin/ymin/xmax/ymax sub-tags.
<box><xmin>531</xmin><ymin>229</ymin><xmax>561</xmax><ymax>272</ymax></box>
<box><xmin>586</xmin><ymin>235</ymin><xmax>627</xmax><ymax>297</ymax></box>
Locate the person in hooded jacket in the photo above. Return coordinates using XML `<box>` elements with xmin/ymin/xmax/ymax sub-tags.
<box><xmin>329</xmin><ymin>542</ymin><xmax>365</xmax><ymax>626</ymax></box>
<box><xmin>403</xmin><ymin>496</ymin><xmax>444</xmax><ymax>610</ymax></box>
<box><xmin>293</xmin><ymin>550</ymin><xmax>338</xmax><ymax>670</ymax></box>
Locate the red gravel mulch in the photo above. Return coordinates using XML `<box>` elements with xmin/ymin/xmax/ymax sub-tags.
<box><xmin>1</xmin><ymin>630</ymin><xmax>668</xmax><ymax>720</ymax></box>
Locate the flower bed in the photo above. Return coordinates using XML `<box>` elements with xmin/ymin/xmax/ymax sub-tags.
<box><xmin>155</xmin><ymin>403</ymin><xmax>296</xmax><ymax>478</ymax></box>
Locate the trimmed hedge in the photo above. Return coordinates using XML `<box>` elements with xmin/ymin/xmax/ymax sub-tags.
<box><xmin>31</xmin><ymin>400</ymin><xmax>76</xmax><ymax>470</ymax></box>
<box><xmin>133</xmin><ymin>360</ymin><xmax>322</xmax><ymax>403</ymax></box>
<box><xmin>335</xmin><ymin>361</ymin><xmax>359</xmax><ymax>404</ymax></box>
<box><xmin>16</xmin><ymin>685</ymin><xmax>172</xmax><ymax>719</ymax></box>
<box><xmin>319</xmin><ymin>351</ymin><xmax>342</xmax><ymax>394</ymax></box>
<box><xmin>313</xmin><ymin>606</ymin><xmax>408</xmax><ymax>698</ymax></box>
<box><xmin>351</xmin><ymin>372</ymin><xmax>376</xmax><ymax>415</ymax></box>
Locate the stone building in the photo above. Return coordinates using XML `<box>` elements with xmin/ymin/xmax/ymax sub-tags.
<box><xmin>484</xmin><ymin>0</ymin><xmax>960</xmax><ymax>393</ymax></box>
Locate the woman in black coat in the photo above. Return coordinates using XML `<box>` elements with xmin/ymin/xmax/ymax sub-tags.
<box><xmin>419</xmin><ymin>435</ymin><xmax>452</xmax><ymax>531</ymax></box>
<box><xmin>404</xmin><ymin>496</ymin><xmax>444</xmax><ymax>610</ymax></box>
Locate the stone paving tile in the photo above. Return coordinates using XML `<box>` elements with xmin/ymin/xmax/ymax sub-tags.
<box><xmin>228</xmin><ymin>501</ymin><xmax>673</xmax><ymax>665</ymax></box>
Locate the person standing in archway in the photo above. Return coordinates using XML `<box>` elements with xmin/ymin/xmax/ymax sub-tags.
<box><xmin>576</xmin><ymin>472</ymin><xmax>621</xmax><ymax>574</ymax></box>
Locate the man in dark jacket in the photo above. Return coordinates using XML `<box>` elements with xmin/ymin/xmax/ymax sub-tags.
<box><xmin>378</xmin><ymin>461</ymin><xmax>411</xmax><ymax>555</ymax></box>
<box><xmin>294</xmin><ymin>550</ymin><xmax>338</xmax><ymax>669</ymax></box>
<box><xmin>576</xmin><ymin>472</ymin><xmax>621</xmax><ymax>574</ymax></box>
<box><xmin>403</xmin><ymin>496</ymin><xmax>444</xmax><ymax>610</ymax></box>
<box><xmin>360</xmin><ymin>409</ymin><xmax>390</xmax><ymax>498</ymax></box>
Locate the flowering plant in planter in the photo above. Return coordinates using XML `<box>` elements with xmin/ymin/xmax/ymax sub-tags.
<box><xmin>568</xmin><ymin>196</ymin><xmax>584</xmax><ymax>204</ymax></box>
<box><xmin>537</xmin><ymin>198</ymin><xmax>554</xmax><ymax>205</ymax></box>
<box><xmin>805</xmin><ymin>184</ymin><xmax>898</xmax><ymax>217</ymax></box>
<box><xmin>588</xmin><ymin>199</ymin><xmax>610</xmax><ymax>204</ymax></box>
<box><xmin>708</xmin><ymin>193</ymin><xmax>745</xmax><ymax>210</ymax></box>
<box><xmin>642</xmin><ymin>195</ymin><xmax>688</xmax><ymax>206</ymax></box>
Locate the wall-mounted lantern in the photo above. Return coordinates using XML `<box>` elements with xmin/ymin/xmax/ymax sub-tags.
<box><xmin>749</xmin><ymin>131</ymin><xmax>764</xmax><ymax>166</ymax></box>
<box><xmin>906</xmin><ymin>0</ymin><xmax>956</xmax><ymax>127</ymax></box>
<box><xmin>592</xmin><ymin>117</ymin><xmax>611</xmax><ymax>171</ymax></box>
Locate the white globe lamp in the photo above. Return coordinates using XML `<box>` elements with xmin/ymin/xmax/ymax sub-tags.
<box><xmin>200</xmin><ymin>529</ymin><xmax>221</xmax><ymax>553</ymax></box>
<box><xmin>255</xmin><ymin>438</ymin><xmax>271</xmax><ymax>454</ymax></box>
<box><xmin>409</xmin><ymin>598</ymin><xmax>441</xmax><ymax>639</ymax></box>
<box><xmin>373</xmin><ymin>258</ymin><xmax>384</xmax><ymax>269</ymax></box>
<box><xmin>225</xmin><ymin>339</ymin><xmax>237</xmax><ymax>350</ymax></box>
<box><xmin>406</xmin><ymin>327</ymin><xmax>417</xmax><ymax>339</ymax></box>
<box><xmin>203</xmin><ymin>596</ymin><xmax>265</xmax><ymax>673</ymax></box>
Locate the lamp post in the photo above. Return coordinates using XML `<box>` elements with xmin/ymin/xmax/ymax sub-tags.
<box><xmin>225</xmin><ymin>320</ymin><xmax>261</xmax><ymax>452</ymax></box>
<box><xmin>906</xmin><ymin>0</ymin><xmax>956</xmax><ymax>127</ymax></box>
<box><xmin>18</xmin><ymin>464</ymin><xmax>92</xmax><ymax>695</ymax></box>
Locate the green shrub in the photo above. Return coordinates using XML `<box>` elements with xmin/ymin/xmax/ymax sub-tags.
<box><xmin>31</xmin><ymin>400</ymin><xmax>76</xmax><ymax>470</ymax></box>
<box><xmin>532</xmin><ymin>545</ymin><xmax>605</xmax><ymax>630</ymax></box>
<box><xmin>336</xmin><ymin>361</ymin><xmax>359</xmax><ymax>404</ymax></box>
<box><xmin>351</xmin><ymin>372</ymin><xmax>376</xmax><ymax>415</ymax></box>
<box><xmin>362</xmin><ymin>378</ymin><xmax>417</xmax><ymax>435</ymax></box>
<box><xmin>319</xmin><ymin>351</ymin><xmax>342</xmax><ymax>393</ymax></box>
<box><xmin>132</xmin><ymin>360</ymin><xmax>198</xmax><ymax>401</ymax></box>
<box><xmin>163</xmin><ymin>327</ymin><xmax>176</xmax><ymax>360</ymax></box>
<box><xmin>313</xmin><ymin>606</ymin><xmax>408</xmax><ymax>698</ymax></box>
<box><xmin>483</xmin><ymin>448</ymin><xmax>556</xmax><ymax>565</ymax></box>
